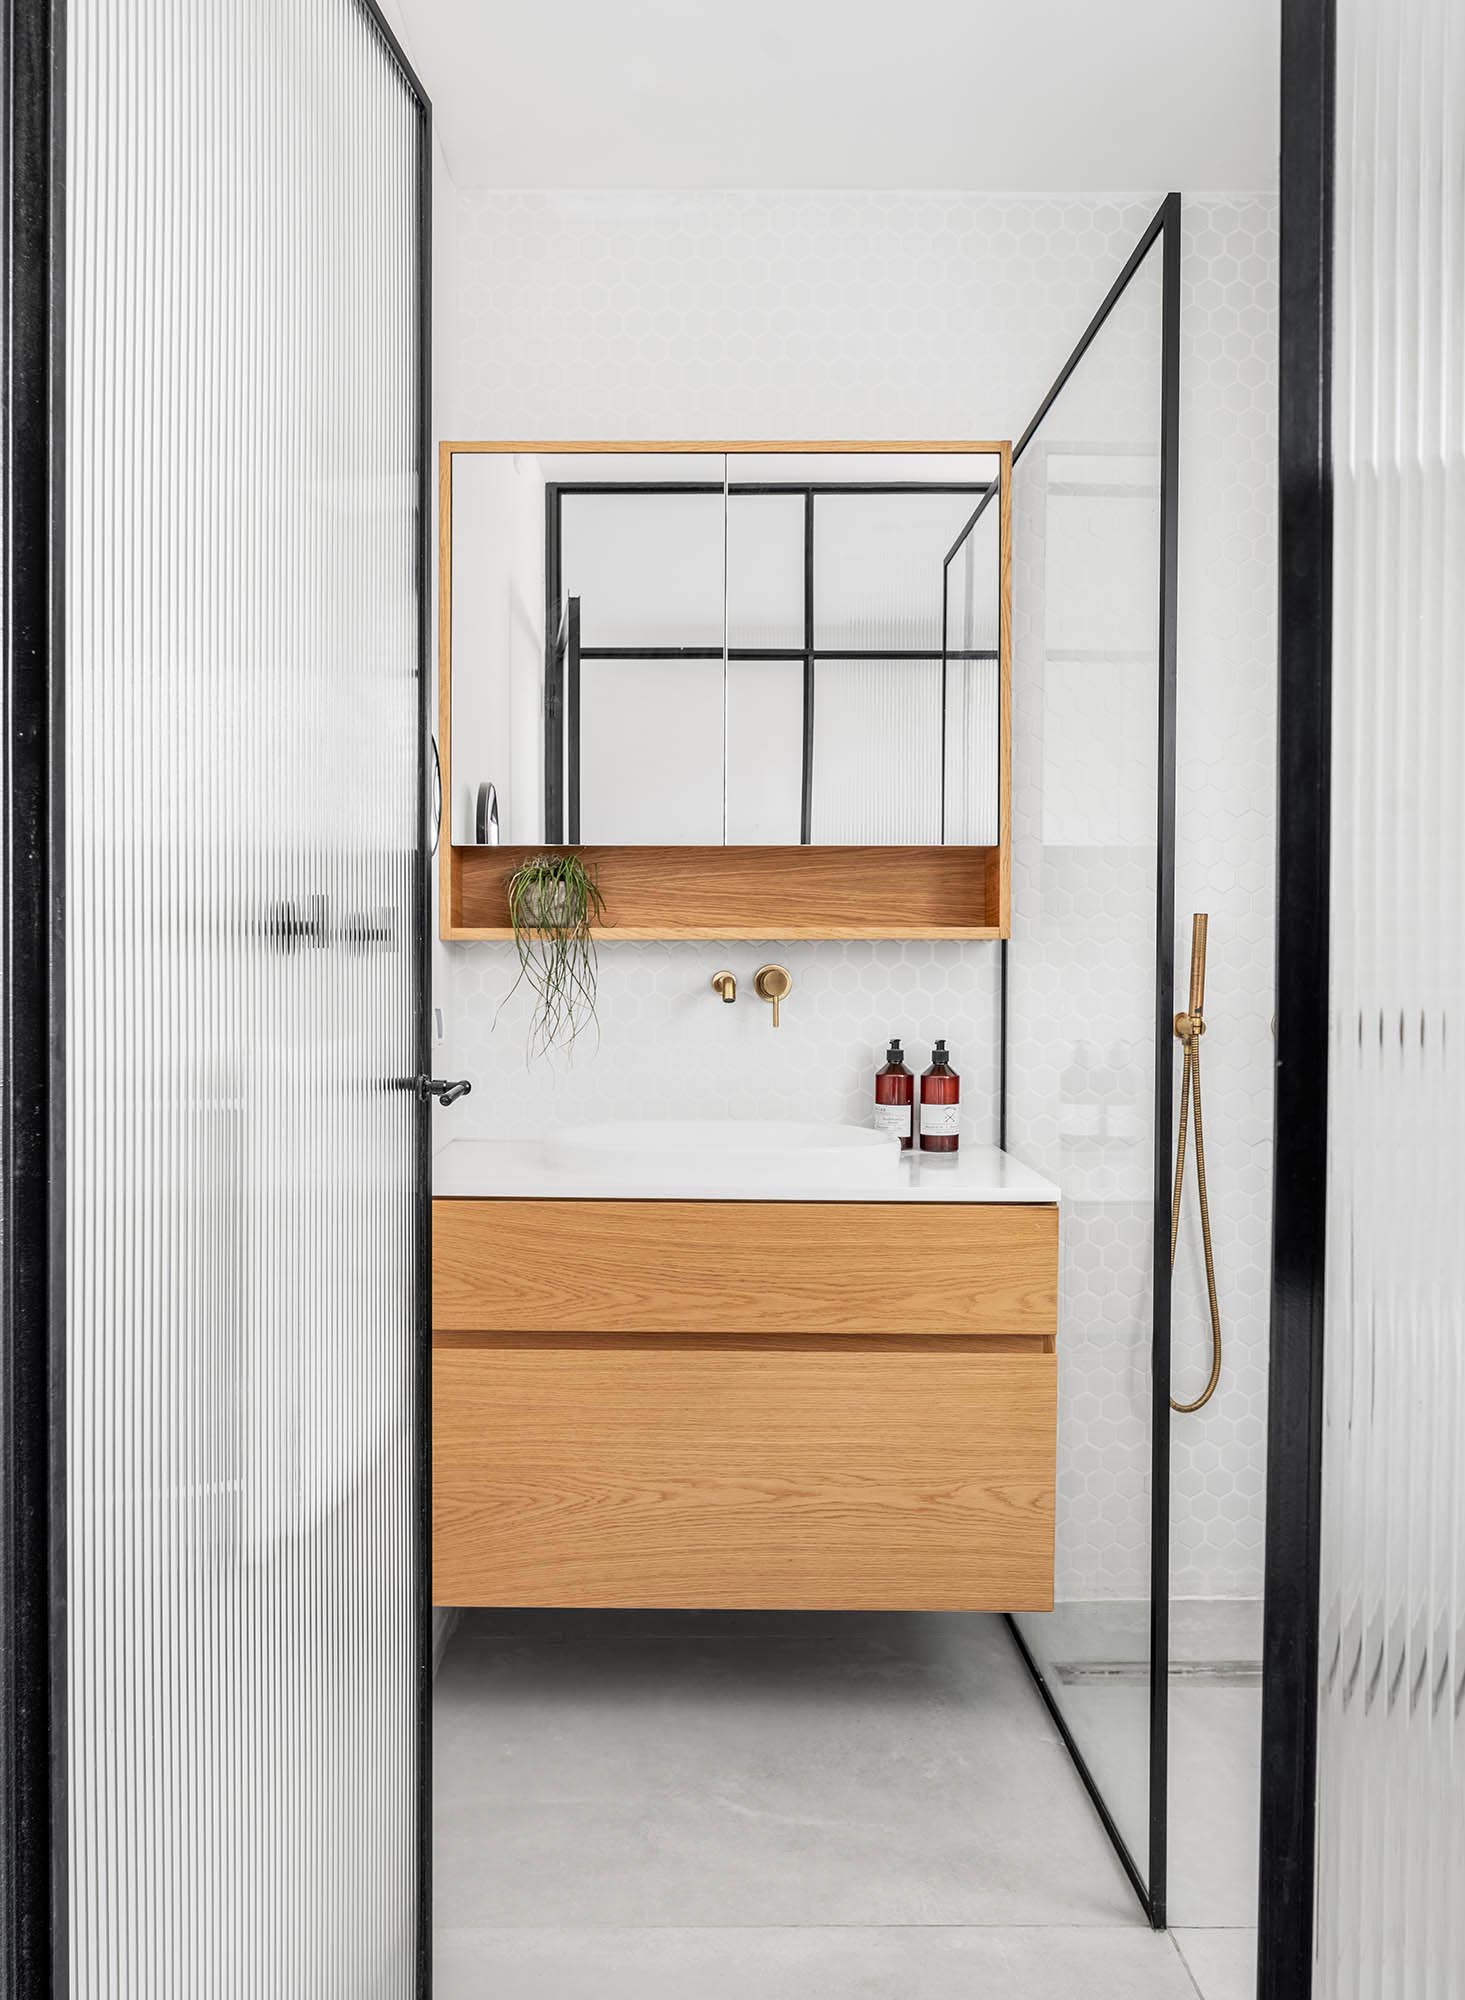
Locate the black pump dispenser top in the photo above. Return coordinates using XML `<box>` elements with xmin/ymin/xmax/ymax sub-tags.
<box><xmin>885</xmin><ymin>1039</ymin><xmax>905</xmax><ymax>1066</ymax></box>
<box><xmin>931</xmin><ymin>1038</ymin><xmax>952</xmax><ymax>1068</ymax></box>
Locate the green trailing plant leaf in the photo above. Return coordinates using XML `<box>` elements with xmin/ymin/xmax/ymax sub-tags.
<box><xmin>503</xmin><ymin>852</ymin><xmax>605</xmax><ymax>1060</ymax></box>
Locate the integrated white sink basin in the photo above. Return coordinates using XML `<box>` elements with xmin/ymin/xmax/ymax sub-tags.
<box><xmin>434</xmin><ymin>1135</ymin><xmax>1061</xmax><ymax>1203</ymax></box>
<box><xmin>542</xmin><ymin>1118</ymin><xmax>900</xmax><ymax>1186</ymax></box>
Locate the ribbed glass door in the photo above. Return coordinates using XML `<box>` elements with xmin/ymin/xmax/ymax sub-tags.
<box><xmin>63</xmin><ymin>4</ymin><xmax>428</xmax><ymax>1993</ymax></box>
<box><xmin>1316</xmin><ymin>0</ymin><xmax>1465</xmax><ymax>1990</ymax></box>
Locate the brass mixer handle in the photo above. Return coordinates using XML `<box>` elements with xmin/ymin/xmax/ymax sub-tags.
<box><xmin>753</xmin><ymin>963</ymin><xmax>792</xmax><ymax>1028</ymax></box>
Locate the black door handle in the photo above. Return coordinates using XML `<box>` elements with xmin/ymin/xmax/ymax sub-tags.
<box><xmin>417</xmin><ymin>1076</ymin><xmax>472</xmax><ymax>1107</ymax></box>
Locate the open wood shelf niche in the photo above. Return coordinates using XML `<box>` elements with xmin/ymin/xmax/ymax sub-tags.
<box><xmin>446</xmin><ymin>842</ymin><xmax>1006</xmax><ymax>941</ymax></box>
<box><xmin>439</xmin><ymin>441</ymin><xmax>1012</xmax><ymax>944</ymax></box>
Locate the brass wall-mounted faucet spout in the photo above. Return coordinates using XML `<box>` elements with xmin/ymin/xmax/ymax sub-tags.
<box><xmin>753</xmin><ymin>963</ymin><xmax>792</xmax><ymax>1027</ymax></box>
<box><xmin>710</xmin><ymin>971</ymin><xmax>737</xmax><ymax>1003</ymax></box>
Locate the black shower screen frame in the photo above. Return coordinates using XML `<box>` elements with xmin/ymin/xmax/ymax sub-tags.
<box><xmin>994</xmin><ymin>190</ymin><xmax>1181</xmax><ymax>1931</ymax></box>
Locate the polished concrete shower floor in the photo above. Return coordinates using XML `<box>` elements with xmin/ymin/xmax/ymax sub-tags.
<box><xmin>432</xmin><ymin>1609</ymin><xmax>1243</xmax><ymax>1998</ymax></box>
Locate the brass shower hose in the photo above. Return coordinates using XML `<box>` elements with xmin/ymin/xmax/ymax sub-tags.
<box><xmin>1170</xmin><ymin>912</ymin><xmax>1223</xmax><ymax>1414</ymax></box>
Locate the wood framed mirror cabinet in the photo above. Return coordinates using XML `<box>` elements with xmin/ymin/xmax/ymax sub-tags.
<box><xmin>437</xmin><ymin>440</ymin><xmax>1012</xmax><ymax>940</ymax></box>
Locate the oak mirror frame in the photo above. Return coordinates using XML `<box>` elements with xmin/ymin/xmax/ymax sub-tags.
<box><xmin>438</xmin><ymin>442</ymin><xmax>1012</xmax><ymax>942</ymax></box>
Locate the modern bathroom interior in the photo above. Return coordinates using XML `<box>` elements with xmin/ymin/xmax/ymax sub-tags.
<box><xmin>410</xmin><ymin>8</ymin><xmax>1278</xmax><ymax>1997</ymax></box>
<box><xmin>37</xmin><ymin>0</ymin><xmax>1462</xmax><ymax>1994</ymax></box>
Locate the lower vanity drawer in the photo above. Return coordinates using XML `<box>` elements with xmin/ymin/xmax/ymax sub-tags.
<box><xmin>433</xmin><ymin>1334</ymin><xmax>1055</xmax><ymax>1612</ymax></box>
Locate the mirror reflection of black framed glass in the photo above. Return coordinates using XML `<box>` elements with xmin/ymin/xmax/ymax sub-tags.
<box><xmin>447</xmin><ymin>447</ymin><xmax>1004</xmax><ymax>849</ymax></box>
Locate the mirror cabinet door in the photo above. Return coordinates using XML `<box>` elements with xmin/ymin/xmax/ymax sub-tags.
<box><xmin>448</xmin><ymin>447</ymin><xmax>1002</xmax><ymax>849</ymax></box>
<box><xmin>804</xmin><ymin>457</ymin><xmax>998</xmax><ymax>846</ymax></box>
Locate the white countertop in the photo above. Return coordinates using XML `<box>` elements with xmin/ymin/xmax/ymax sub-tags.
<box><xmin>433</xmin><ymin>1138</ymin><xmax>1060</xmax><ymax>1205</ymax></box>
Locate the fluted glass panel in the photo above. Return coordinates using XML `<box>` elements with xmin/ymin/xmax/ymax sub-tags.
<box><xmin>809</xmin><ymin>659</ymin><xmax>943</xmax><ymax>844</ymax></box>
<box><xmin>1317</xmin><ymin>0</ymin><xmax>1465</xmax><ymax>1992</ymax></box>
<box><xmin>65</xmin><ymin>3</ymin><xmax>423</xmax><ymax>1994</ymax></box>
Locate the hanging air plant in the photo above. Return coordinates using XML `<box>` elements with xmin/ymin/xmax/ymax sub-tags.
<box><xmin>503</xmin><ymin>852</ymin><xmax>605</xmax><ymax>1059</ymax></box>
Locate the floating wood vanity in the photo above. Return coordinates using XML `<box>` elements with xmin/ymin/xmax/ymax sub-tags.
<box><xmin>432</xmin><ymin>1143</ymin><xmax>1059</xmax><ymax>1613</ymax></box>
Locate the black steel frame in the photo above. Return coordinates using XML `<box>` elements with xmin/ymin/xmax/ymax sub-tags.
<box><xmin>3</xmin><ymin>4</ymin><xmax>65</xmax><ymax>1995</ymax></box>
<box><xmin>365</xmin><ymin>12</ymin><xmax>435</xmax><ymax>1997</ymax></box>
<box><xmin>996</xmin><ymin>192</ymin><xmax>1181</xmax><ymax>1931</ymax></box>
<box><xmin>353</xmin><ymin>10</ymin><xmax>434</xmax><ymax>1995</ymax></box>
<box><xmin>541</xmin><ymin>478</ymin><xmax>997</xmax><ymax>844</ymax></box>
<box><xmin>1257</xmin><ymin>3</ymin><xmax>1334</xmax><ymax>1995</ymax></box>
<box><xmin>565</xmin><ymin>594</ymin><xmax>581</xmax><ymax>844</ymax></box>
<box><xmin>1005</xmin><ymin>1619</ymin><xmax>1153</xmax><ymax>1915</ymax></box>
<box><xmin>1</xmin><ymin>3</ymin><xmax>435</xmax><ymax>1994</ymax></box>
<box><xmin>1150</xmin><ymin>189</ymin><xmax>1182</xmax><ymax>1934</ymax></box>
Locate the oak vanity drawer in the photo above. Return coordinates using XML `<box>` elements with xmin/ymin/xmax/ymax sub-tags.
<box><xmin>432</xmin><ymin>1198</ymin><xmax>1058</xmax><ymax>1338</ymax></box>
<box><xmin>432</xmin><ymin>1334</ymin><xmax>1056</xmax><ymax>1611</ymax></box>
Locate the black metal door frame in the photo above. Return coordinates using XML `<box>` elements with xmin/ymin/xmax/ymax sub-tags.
<box><xmin>3</xmin><ymin>3</ymin><xmax>66</xmax><ymax>1995</ymax></box>
<box><xmin>1</xmin><ymin>3</ymin><xmax>436</xmax><ymax>1993</ymax></box>
<box><xmin>367</xmin><ymin>5</ymin><xmax>435</xmax><ymax>1993</ymax></box>
<box><xmin>1257</xmin><ymin>1</ymin><xmax>1334</xmax><ymax>1995</ymax></box>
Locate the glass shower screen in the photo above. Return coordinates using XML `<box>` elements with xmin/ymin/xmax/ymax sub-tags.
<box><xmin>63</xmin><ymin>3</ymin><xmax>428</xmax><ymax>1993</ymax></box>
<box><xmin>1006</xmin><ymin>201</ymin><xmax>1177</xmax><ymax>1920</ymax></box>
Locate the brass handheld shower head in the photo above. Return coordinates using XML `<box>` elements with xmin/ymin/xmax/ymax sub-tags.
<box><xmin>1174</xmin><ymin>911</ymin><xmax>1209</xmax><ymax>1044</ymax></box>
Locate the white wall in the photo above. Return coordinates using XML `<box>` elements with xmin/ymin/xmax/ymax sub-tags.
<box><xmin>431</xmin><ymin>186</ymin><xmax>1277</xmax><ymax>1602</ymax></box>
<box><xmin>397</xmin><ymin>0</ymin><xmax>1279</xmax><ymax>195</ymax></box>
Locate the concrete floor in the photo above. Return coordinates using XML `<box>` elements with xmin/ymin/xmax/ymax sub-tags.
<box><xmin>433</xmin><ymin>1609</ymin><xmax>1248</xmax><ymax>1998</ymax></box>
<box><xmin>1015</xmin><ymin>1596</ymin><xmax>1262</xmax><ymax>1994</ymax></box>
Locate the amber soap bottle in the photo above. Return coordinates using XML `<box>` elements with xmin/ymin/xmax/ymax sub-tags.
<box><xmin>874</xmin><ymin>1039</ymin><xmax>914</xmax><ymax>1149</ymax></box>
<box><xmin>919</xmin><ymin>1040</ymin><xmax>960</xmax><ymax>1153</ymax></box>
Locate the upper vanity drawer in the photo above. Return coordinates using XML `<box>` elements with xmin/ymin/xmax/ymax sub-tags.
<box><xmin>433</xmin><ymin>1198</ymin><xmax>1058</xmax><ymax>1337</ymax></box>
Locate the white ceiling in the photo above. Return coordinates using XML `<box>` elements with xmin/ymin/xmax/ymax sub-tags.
<box><xmin>390</xmin><ymin>0</ymin><xmax>1279</xmax><ymax>193</ymax></box>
